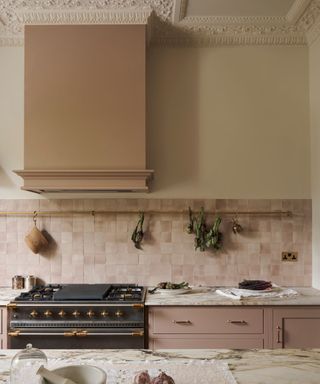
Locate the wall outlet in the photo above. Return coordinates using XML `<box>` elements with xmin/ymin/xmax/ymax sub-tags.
<box><xmin>281</xmin><ymin>251</ymin><xmax>298</xmax><ymax>262</ymax></box>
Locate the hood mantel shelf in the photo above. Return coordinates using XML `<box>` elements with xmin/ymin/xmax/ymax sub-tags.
<box><xmin>14</xmin><ymin>169</ymin><xmax>154</xmax><ymax>193</ymax></box>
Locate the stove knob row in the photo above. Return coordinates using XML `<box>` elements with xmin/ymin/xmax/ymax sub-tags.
<box><xmin>28</xmin><ymin>309</ymin><xmax>123</xmax><ymax>318</ymax></box>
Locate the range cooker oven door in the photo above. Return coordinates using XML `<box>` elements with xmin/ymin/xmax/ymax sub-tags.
<box><xmin>8</xmin><ymin>328</ymin><xmax>145</xmax><ymax>349</ymax></box>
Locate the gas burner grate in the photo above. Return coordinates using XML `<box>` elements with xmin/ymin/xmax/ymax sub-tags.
<box><xmin>106</xmin><ymin>286</ymin><xmax>144</xmax><ymax>301</ymax></box>
<box><xmin>13</xmin><ymin>284</ymin><xmax>145</xmax><ymax>303</ymax></box>
<box><xmin>15</xmin><ymin>284</ymin><xmax>62</xmax><ymax>302</ymax></box>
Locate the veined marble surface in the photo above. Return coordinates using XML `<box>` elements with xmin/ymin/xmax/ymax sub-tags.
<box><xmin>145</xmin><ymin>287</ymin><xmax>320</xmax><ymax>306</ymax></box>
<box><xmin>1</xmin><ymin>349</ymin><xmax>320</xmax><ymax>384</ymax></box>
<box><xmin>1</xmin><ymin>286</ymin><xmax>320</xmax><ymax>306</ymax></box>
<box><xmin>0</xmin><ymin>288</ymin><xmax>25</xmax><ymax>306</ymax></box>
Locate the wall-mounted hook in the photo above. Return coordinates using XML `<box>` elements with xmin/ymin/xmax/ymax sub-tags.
<box><xmin>232</xmin><ymin>216</ymin><xmax>243</xmax><ymax>234</ymax></box>
<box><xmin>33</xmin><ymin>211</ymin><xmax>38</xmax><ymax>226</ymax></box>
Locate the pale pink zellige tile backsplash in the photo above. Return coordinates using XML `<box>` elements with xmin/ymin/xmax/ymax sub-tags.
<box><xmin>0</xmin><ymin>199</ymin><xmax>312</xmax><ymax>287</ymax></box>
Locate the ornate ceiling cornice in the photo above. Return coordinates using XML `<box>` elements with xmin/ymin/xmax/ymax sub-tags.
<box><xmin>0</xmin><ymin>0</ymin><xmax>320</xmax><ymax>47</ymax></box>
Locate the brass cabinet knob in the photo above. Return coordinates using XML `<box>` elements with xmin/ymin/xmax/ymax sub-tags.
<box><xmin>115</xmin><ymin>310</ymin><xmax>124</xmax><ymax>318</ymax></box>
<box><xmin>44</xmin><ymin>310</ymin><xmax>53</xmax><ymax>318</ymax></box>
<box><xmin>101</xmin><ymin>310</ymin><xmax>109</xmax><ymax>317</ymax></box>
<box><xmin>72</xmin><ymin>310</ymin><xmax>80</xmax><ymax>317</ymax></box>
<box><xmin>58</xmin><ymin>309</ymin><xmax>66</xmax><ymax>317</ymax></box>
<box><xmin>87</xmin><ymin>310</ymin><xmax>95</xmax><ymax>318</ymax></box>
<box><xmin>30</xmin><ymin>310</ymin><xmax>38</xmax><ymax>318</ymax></box>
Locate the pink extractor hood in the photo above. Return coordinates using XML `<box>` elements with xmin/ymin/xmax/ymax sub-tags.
<box><xmin>14</xmin><ymin>24</ymin><xmax>153</xmax><ymax>193</ymax></box>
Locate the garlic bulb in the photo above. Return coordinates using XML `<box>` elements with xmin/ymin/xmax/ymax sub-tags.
<box><xmin>133</xmin><ymin>370</ymin><xmax>151</xmax><ymax>384</ymax></box>
<box><xmin>150</xmin><ymin>372</ymin><xmax>175</xmax><ymax>384</ymax></box>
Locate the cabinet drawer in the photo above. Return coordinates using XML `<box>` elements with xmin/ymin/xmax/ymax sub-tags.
<box><xmin>151</xmin><ymin>307</ymin><xmax>264</xmax><ymax>334</ymax></box>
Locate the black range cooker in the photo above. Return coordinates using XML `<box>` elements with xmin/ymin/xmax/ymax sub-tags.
<box><xmin>7</xmin><ymin>284</ymin><xmax>146</xmax><ymax>349</ymax></box>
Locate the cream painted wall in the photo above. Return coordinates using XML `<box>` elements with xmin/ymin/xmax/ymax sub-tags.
<box><xmin>0</xmin><ymin>47</ymin><xmax>31</xmax><ymax>198</ymax></box>
<box><xmin>310</xmin><ymin>37</ymin><xmax>320</xmax><ymax>288</ymax></box>
<box><xmin>0</xmin><ymin>45</ymin><xmax>311</xmax><ymax>199</ymax></box>
<box><xmin>148</xmin><ymin>46</ymin><xmax>310</xmax><ymax>198</ymax></box>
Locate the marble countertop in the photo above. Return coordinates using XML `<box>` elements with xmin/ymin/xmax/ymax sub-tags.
<box><xmin>145</xmin><ymin>287</ymin><xmax>320</xmax><ymax>306</ymax></box>
<box><xmin>1</xmin><ymin>348</ymin><xmax>320</xmax><ymax>383</ymax></box>
<box><xmin>0</xmin><ymin>288</ymin><xmax>25</xmax><ymax>306</ymax></box>
<box><xmin>1</xmin><ymin>286</ymin><xmax>320</xmax><ymax>306</ymax></box>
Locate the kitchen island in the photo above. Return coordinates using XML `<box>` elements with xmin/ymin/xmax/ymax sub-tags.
<box><xmin>0</xmin><ymin>348</ymin><xmax>320</xmax><ymax>383</ymax></box>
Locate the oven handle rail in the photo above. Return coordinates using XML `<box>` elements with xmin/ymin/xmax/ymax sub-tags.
<box><xmin>8</xmin><ymin>329</ymin><xmax>144</xmax><ymax>337</ymax></box>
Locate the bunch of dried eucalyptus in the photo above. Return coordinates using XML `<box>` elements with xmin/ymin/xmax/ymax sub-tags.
<box><xmin>187</xmin><ymin>207</ymin><xmax>223</xmax><ymax>251</ymax></box>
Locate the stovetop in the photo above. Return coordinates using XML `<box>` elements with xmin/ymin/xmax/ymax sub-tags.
<box><xmin>13</xmin><ymin>284</ymin><xmax>145</xmax><ymax>303</ymax></box>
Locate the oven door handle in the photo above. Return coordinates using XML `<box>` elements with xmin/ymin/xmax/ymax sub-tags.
<box><xmin>8</xmin><ymin>330</ymin><xmax>144</xmax><ymax>337</ymax></box>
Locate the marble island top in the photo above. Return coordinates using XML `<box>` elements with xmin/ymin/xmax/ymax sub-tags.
<box><xmin>1</xmin><ymin>348</ymin><xmax>320</xmax><ymax>384</ymax></box>
<box><xmin>145</xmin><ymin>287</ymin><xmax>320</xmax><ymax>306</ymax></box>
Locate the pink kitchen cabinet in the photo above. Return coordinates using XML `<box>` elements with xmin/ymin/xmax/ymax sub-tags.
<box><xmin>148</xmin><ymin>306</ymin><xmax>273</xmax><ymax>350</ymax></box>
<box><xmin>273</xmin><ymin>307</ymin><xmax>320</xmax><ymax>348</ymax></box>
<box><xmin>148</xmin><ymin>306</ymin><xmax>320</xmax><ymax>350</ymax></box>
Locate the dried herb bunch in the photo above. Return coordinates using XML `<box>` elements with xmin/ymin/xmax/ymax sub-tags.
<box><xmin>131</xmin><ymin>212</ymin><xmax>145</xmax><ymax>249</ymax></box>
<box><xmin>187</xmin><ymin>207</ymin><xmax>223</xmax><ymax>252</ymax></box>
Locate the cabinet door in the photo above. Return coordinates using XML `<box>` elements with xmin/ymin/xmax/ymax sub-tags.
<box><xmin>0</xmin><ymin>307</ymin><xmax>7</xmax><ymax>349</ymax></box>
<box><xmin>273</xmin><ymin>308</ymin><xmax>320</xmax><ymax>348</ymax></box>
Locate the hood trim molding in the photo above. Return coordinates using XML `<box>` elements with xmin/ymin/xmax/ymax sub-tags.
<box><xmin>14</xmin><ymin>169</ymin><xmax>154</xmax><ymax>194</ymax></box>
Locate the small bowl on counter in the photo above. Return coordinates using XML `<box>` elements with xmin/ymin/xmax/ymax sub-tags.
<box><xmin>40</xmin><ymin>365</ymin><xmax>107</xmax><ymax>384</ymax></box>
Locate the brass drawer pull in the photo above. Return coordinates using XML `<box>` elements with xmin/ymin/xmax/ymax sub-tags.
<box><xmin>173</xmin><ymin>320</ymin><xmax>192</xmax><ymax>325</ymax></box>
<box><xmin>227</xmin><ymin>320</ymin><xmax>248</xmax><ymax>325</ymax></box>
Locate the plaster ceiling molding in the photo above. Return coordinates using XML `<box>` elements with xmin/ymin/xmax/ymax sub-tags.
<box><xmin>153</xmin><ymin>0</ymin><xmax>315</xmax><ymax>46</ymax></box>
<box><xmin>0</xmin><ymin>0</ymin><xmax>320</xmax><ymax>47</ymax></box>
<box><xmin>286</xmin><ymin>0</ymin><xmax>312</xmax><ymax>23</ymax></box>
<box><xmin>151</xmin><ymin>17</ymin><xmax>306</xmax><ymax>46</ymax></box>
<box><xmin>298</xmin><ymin>0</ymin><xmax>320</xmax><ymax>43</ymax></box>
<box><xmin>0</xmin><ymin>0</ymin><xmax>173</xmax><ymax>46</ymax></box>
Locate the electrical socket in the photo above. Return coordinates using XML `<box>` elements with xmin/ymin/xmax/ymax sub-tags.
<box><xmin>281</xmin><ymin>252</ymin><xmax>298</xmax><ymax>262</ymax></box>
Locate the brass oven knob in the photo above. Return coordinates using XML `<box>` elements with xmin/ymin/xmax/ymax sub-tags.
<box><xmin>58</xmin><ymin>309</ymin><xmax>66</xmax><ymax>317</ymax></box>
<box><xmin>30</xmin><ymin>310</ymin><xmax>38</xmax><ymax>318</ymax></box>
<box><xmin>101</xmin><ymin>310</ymin><xmax>109</xmax><ymax>317</ymax></box>
<box><xmin>87</xmin><ymin>310</ymin><xmax>95</xmax><ymax>318</ymax></box>
<box><xmin>44</xmin><ymin>310</ymin><xmax>53</xmax><ymax>318</ymax></box>
<box><xmin>72</xmin><ymin>310</ymin><xmax>80</xmax><ymax>317</ymax></box>
<box><xmin>115</xmin><ymin>310</ymin><xmax>124</xmax><ymax>318</ymax></box>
